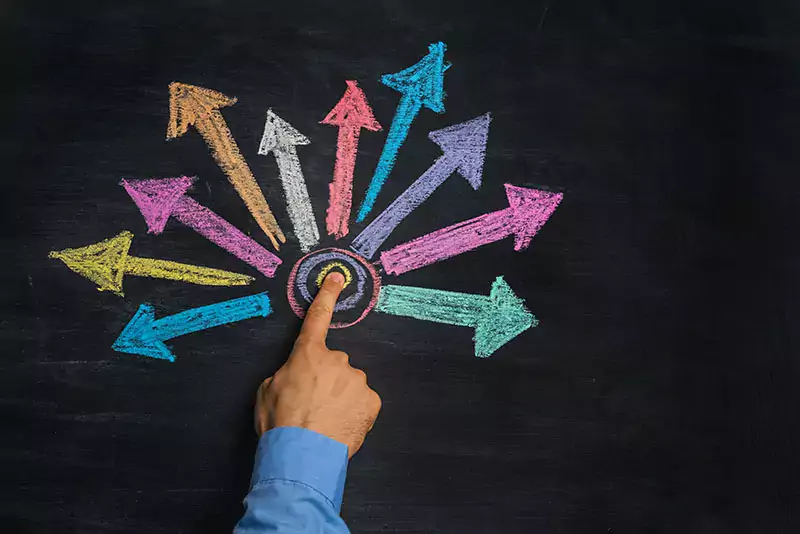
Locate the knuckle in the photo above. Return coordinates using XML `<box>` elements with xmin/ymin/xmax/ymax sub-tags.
<box><xmin>309</xmin><ymin>296</ymin><xmax>336</xmax><ymax>311</ymax></box>
<box><xmin>352</xmin><ymin>367</ymin><xmax>367</xmax><ymax>384</ymax></box>
<box><xmin>330</xmin><ymin>350</ymin><xmax>349</xmax><ymax>364</ymax></box>
<box><xmin>258</xmin><ymin>376</ymin><xmax>273</xmax><ymax>394</ymax></box>
<box><xmin>308</xmin><ymin>301</ymin><xmax>334</xmax><ymax>318</ymax></box>
<box><xmin>369</xmin><ymin>390</ymin><xmax>382</xmax><ymax>413</ymax></box>
<box><xmin>293</xmin><ymin>336</ymin><xmax>314</xmax><ymax>351</ymax></box>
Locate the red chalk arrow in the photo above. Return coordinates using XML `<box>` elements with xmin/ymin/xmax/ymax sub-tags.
<box><xmin>321</xmin><ymin>80</ymin><xmax>382</xmax><ymax>239</ymax></box>
<box><xmin>380</xmin><ymin>184</ymin><xmax>563</xmax><ymax>276</ymax></box>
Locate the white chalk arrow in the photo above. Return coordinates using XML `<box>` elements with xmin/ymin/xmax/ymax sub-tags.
<box><xmin>259</xmin><ymin>109</ymin><xmax>320</xmax><ymax>252</ymax></box>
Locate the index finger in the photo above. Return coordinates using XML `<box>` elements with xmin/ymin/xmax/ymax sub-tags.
<box><xmin>297</xmin><ymin>272</ymin><xmax>345</xmax><ymax>345</ymax></box>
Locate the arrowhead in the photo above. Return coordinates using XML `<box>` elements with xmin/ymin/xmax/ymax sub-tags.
<box><xmin>428</xmin><ymin>113</ymin><xmax>491</xmax><ymax>189</ymax></box>
<box><xmin>258</xmin><ymin>109</ymin><xmax>310</xmax><ymax>155</ymax></box>
<box><xmin>473</xmin><ymin>276</ymin><xmax>537</xmax><ymax>358</ymax></box>
<box><xmin>321</xmin><ymin>80</ymin><xmax>382</xmax><ymax>131</ymax></box>
<box><xmin>112</xmin><ymin>304</ymin><xmax>174</xmax><ymax>361</ymax></box>
<box><xmin>167</xmin><ymin>82</ymin><xmax>237</xmax><ymax>140</ymax></box>
<box><xmin>504</xmin><ymin>184</ymin><xmax>563</xmax><ymax>251</ymax></box>
<box><xmin>381</xmin><ymin>42</ymin><xmax>448</xmax><ymax>113</ymax></box>
<box><xmin>48</xmin><ymin>231</ymin><xmax>134</xmax><ymax>295</ymax></box>
<box><xmin>121</xmin><ymin>176</ymin><xmax>195</xmax><ymax>234</ymax></box>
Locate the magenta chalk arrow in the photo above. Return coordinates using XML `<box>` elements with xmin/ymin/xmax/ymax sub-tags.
<box><xmin>351</xmin><ymin>113</ymin><xmax>490</xmax><ymax>259</ymax></box>
<box><xmin>380</xmin><ymin>184</ymin><xmax>563</xmax><ymax>276</ymax></box>
<box><xmin>121</xmin><ymin>177</ymin><xmax>281</xmax><ymax>277</ymax></box>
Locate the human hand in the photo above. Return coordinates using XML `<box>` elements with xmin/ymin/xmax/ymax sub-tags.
<box><xmin>255</xmin><ymin>272</ymin><xmax>381</xmax><ymax>458</ymax></box>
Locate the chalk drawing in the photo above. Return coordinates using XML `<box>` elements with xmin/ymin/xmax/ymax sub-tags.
<box><xmin>376</xmin><ymin>276</ymin><xmax>536</xmax><ymax>358</ymax></box>
<box><xmin>351</xmin><ymin>113</ymin><xmax>491</xmax><ymax>259</ymax></box>
<box><xmin>167</xmin><ymin>82</ymin><xmax>285</xmax><ymax>250</ymax></box>
<box><xmin>113</xmin><ymin>292</ymin><xmax>272</xmax><ymax>362</ymax></box>
<box><xmin>356</xmin><ymin>42</ymin><xmax>449</xmax><ymax>222</ymax></box>
<box><xmin>287</xmin><ymin>248</ymin><xmax>381</xmax><ymax>329</ymax></box>
<box><xmin>121</xmin><ymin>177</ymin><xmax>282</xmax><ymax>278</ymax></box>
<box><xmin>45</xmin><ymin>43</ymin><xmax>571</xmax><ymax>362</ymax></box>
<box><xmin>258</xmin><ymin>109</ymin><xmax>319</xmax><ymax>253</ymax></box>
<box><xmin>315</xmin><ymin>261</ymin><xmax>353</xmax><ymax>289</ymax></box>
<box><xmin>321</xmin><ymin>80</ymin><xmax>382</xmax><ymax>238</ymax></box>
<box><xmin>380</xmin><ymin>185</ymin><xmax>563</xmax><ymax>276</ymax></box>
<box><xmin>49</xmin><ymin>231</ymin><xmax>253</xmax><ymax>296</ymax></box>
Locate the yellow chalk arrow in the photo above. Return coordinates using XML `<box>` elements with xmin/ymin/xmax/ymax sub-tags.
<box><xmin>49</xmin><ymin>231</ymin><xmax>254</xmax><ymax>296</ymax></box>
<box><xmin>167</xmin><ymin>82</ymin><xmax>286</xmax><ymax>250</ymax></box>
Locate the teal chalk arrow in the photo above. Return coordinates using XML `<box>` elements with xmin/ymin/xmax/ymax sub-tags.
<box><xmin>375</xmin><ymin>276</ymin><xmax>536</xmax><ymax>358</ymax></box>
<box><xmin>113</xmin><ymin>292</ymin><xmax>272</xmax><ymax>362</ymax></box>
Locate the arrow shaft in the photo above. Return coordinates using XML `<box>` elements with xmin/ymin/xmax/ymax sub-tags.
<box><xmin>380</xmin><ymin>208</ymin><xmax>513</xmax><ymax>275</ymax></box>
<box><xmin>196</xmin><ymin>112</ymin><xmax>285</xmax><ymax>249</ymax></box>
<box><xmin>274</xmin><ymin>148</ymin><xmax>320</xmax><ymax>253</ymax></box>
<box><xmin>351</xmin><ymin>155</ymin><xmax>456</xmax><ymax>259</ymax></box>
<box><xmin>152</xmin><ymin>292</ymin><xmax>272</xmax><ymax>341</ymax></box>
<box><xmin>376</xmin><ymin>284</ymin><xmax>488</xmax><ymax>327</ymax></box>
<box><xmin>124</xmin><ymin>256</ymin><xmax>253</xmax><ymax>287</ymax></box>
<box><xmin>172</xmin><ymin>196</ymin><xmax>282</xmax><ymax>277</ymax></box>
<box><xmin>326</xmin><ymin>127</ymin><xmax>360</xmax><ymax>239</ymax></box>
<box><xmin>357</xmin><ymin>95</ymin><xmax>422</xmax><ymax>221</ymax></box>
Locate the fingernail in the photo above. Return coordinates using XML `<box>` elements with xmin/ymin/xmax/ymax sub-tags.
<box><xmin>328</xmin><ymin>271</ymin><xmax>344</xmax><ymax>285</ymax></box>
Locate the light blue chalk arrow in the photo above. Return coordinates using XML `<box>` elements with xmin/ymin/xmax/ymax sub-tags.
<box><xmin>112</xmin><ymin>292</ymin><xmax>272</xmax><ymax>362</ymax></box>
<box><xmin>375</xmin><ymin>276</ymin><xmax>536</xmax><ymax>358</ymax></box>
<box><xmin>356</xmin><ymin>42</ymin><xmax>449</xmax><ymax>222</ymax></box>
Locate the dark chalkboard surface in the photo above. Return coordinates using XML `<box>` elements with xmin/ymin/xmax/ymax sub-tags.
<box><xmin>3</xmin><ymin>1</ymin><xmax>800</xmax><ymax>532</ymax></box>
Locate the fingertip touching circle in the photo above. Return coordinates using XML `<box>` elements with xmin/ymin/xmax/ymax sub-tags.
<box><xmin>315</xmin><ymin>261</ymin><xmax>352</xmax><ymax>289</ymax></box>
<box><xmin>287</xmin><ymin>248</ymin><xmax>381</xmax><ymax>329</ymax></box>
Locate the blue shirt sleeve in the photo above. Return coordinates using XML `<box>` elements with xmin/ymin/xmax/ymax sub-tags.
<box><xmin>233</xmin><ymin>427</ymin><xmax>350</xmax><ymax>533</ymax></box>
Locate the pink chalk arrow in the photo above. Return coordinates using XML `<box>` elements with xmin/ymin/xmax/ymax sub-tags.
<box><xmin>321</xmin><ymin>80</ymin><xmax>382</xmax><ymax>239</ymax></box>
<box><xmin>121</xmin><ymin>177</ymin><xmax>282</xmax><ymax>277</ymax></box>
<box><xmin>380</xmin><ymin>184</ymin><xmax>563</xmax><ymax>276</ymax></box>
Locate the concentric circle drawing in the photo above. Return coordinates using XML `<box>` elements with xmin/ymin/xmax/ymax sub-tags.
<box><xmin>47</xmin><ymin>41</ymin><xmax>564</xmax><ymax>361</ymax></box>
<box><xmin>287</xmin><ymin>248</ymin><xmax>381</xmax><ymax>329</ymax></box>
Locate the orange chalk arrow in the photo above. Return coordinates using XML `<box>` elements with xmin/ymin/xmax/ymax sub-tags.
<box><xmin>49</xmin><ymin>231</ymin><xmax>254</xmax><ymax>296</ymax></box>
<box><xmin>167</xmin><ymin>82</ymin><xmax>285</xmax><ymax>250</ymax></box>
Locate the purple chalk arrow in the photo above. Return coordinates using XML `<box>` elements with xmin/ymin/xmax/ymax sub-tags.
<box><xmin>351</xmin><ymin>113</ymin><xmax>491</xmax><ymax>259</ymax></box>
<box><xmin>121</xmin><ymin>176</ymin><xmax>281</xmax><ymax>277</ymax></box>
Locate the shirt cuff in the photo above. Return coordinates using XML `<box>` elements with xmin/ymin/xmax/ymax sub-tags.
<box><xmin>251</xmin><ymin>427</ymin><xmax>349</xmax><ymax>511</ymax></box>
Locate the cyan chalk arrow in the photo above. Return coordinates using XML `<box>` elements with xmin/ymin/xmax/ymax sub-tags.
<box><xmin>356</xmin><ymin>42</ymin><xmax>449</xmax><ymax>222</ymax></box>
<box><xmin>113</xmin><ymin>292</ymin><xmax>272</xmax><ymax>362</ymax></box>
<box><xmin>375</xmin><ymin>276</ymin><xmax>536</xmax><ymax>358</ymax></box>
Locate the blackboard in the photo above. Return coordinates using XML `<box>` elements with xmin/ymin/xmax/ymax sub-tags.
<box><xmin>3</xmin><ymin>0</ymin><xmax>800</xmax><ymax>532</ymax></box>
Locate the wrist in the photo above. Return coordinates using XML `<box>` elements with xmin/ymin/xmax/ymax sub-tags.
<box><xmin>252</xmin><ymin>427</ymin><xmax>349</xmax><ymax>510</ymax></box>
